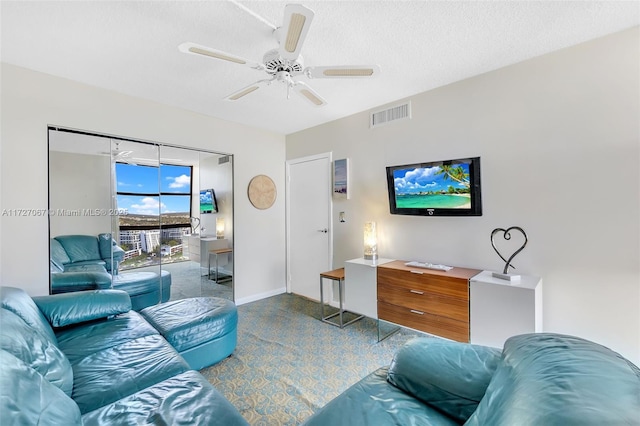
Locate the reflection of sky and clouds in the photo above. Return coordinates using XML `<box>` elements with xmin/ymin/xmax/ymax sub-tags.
<box><xmin>116</xmin><ymin>163</ymin><xmax>191</xmax><ymax>215</ymax></box>
<box><xmin>394</xmin><ymin>164</ymin><xmax>469</xmax><ymax>194</ymax></box>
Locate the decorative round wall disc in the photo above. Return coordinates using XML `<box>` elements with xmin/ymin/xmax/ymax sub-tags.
<box><xmin>248</xmin><ymin>175</ymin><xmax>276</xmax><ymax>210</ymax></box>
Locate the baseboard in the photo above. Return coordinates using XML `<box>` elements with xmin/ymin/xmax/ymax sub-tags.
<box><xmin>235</xmin><ymin>287</ymin><xmax>287</xmax><ymax>306</ymax></box>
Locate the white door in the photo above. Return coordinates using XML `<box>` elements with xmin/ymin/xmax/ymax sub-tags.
<box><xmin>286</xmin><ymin>153</ymin><xmax>332</xmax><ymax>301</ymax></box>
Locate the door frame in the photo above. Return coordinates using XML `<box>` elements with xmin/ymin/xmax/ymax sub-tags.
<box><xmin>285</xmin><ymin>152</ymin><xmax>333</xmax><ymax>294</ymax></box>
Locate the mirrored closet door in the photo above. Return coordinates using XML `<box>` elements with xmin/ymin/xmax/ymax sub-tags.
<box><xmin>48</xmin><ymin>128</ymin><xmax>234</xmax><ymax>308</ymax></box>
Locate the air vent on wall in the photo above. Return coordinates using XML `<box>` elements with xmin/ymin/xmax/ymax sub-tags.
<box><xmin>370</xmin><ymin>101</ymin><xmax>411</xmax><ymax>128</ymax></box>
<box><xmin>218</xmin><ymin>155</ymin><xmax>230</xmax><ymax>165</ymax></box>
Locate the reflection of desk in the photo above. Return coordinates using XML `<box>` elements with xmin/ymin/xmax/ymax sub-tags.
<box><xmin>208</xmin><ymin>248</ymin><xmax>233</xmax><ymax>283</ymax></box>
<box><xmin>188</xmin><ymin>236</ymin><xmax>229</xmax><ymax>271</ymax></box>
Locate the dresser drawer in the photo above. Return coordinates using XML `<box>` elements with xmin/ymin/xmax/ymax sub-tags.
<box><xmin>378</xmin><ymin>301</ymin><xmax>469</xmax><ymax>342</ymax></box>
<box><xmin>377</xmin><ymin>267</ymin><xmax>469</xmax><ymax>300</ymax></box>
<box><xmin>377</xmin><ymin>283</ymin><xmax>469</xmax><ymax>322</ymax></box>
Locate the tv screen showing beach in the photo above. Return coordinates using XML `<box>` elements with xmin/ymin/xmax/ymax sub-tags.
<box><xmin>199</xmin><ymin>189</ymin><xmax>216</xmax><ymax>214</ymax></box>
<box><xmin>393</xmin><ymin>163</ymin><xmax>472</xmax><ymax>209</ymax></box>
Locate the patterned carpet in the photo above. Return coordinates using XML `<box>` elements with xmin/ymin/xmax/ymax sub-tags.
<box><xmin>200</xmin><ymin>293</ymin><xmax>422</xmax><ymax>425</ymax></box>
<box><xmin>136</xmin><ymin>260</ymin><xmax>234</xmax><ymax>302</ymax></box>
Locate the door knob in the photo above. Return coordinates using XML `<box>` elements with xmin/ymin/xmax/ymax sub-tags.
<box><xmin>317</xmin><ymin>228</ymin><xmax>328</xmax><ymax>233</ymax></box>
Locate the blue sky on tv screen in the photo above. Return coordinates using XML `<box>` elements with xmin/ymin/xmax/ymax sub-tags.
<box><xmin>115</xmin><ymin>163</ymin><xmax>191</xmax><ymax>215</ymax></box>
<box><xmin>394</xmin><ymin>163</ymin><xmax>470</xmax><ymax>194</ymax></box>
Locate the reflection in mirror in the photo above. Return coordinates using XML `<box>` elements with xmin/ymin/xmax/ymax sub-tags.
<box><xmin>48</xmin><ymin>130</ymin><xmax>119</xmax><ymax>297</ymax></box>
<box><xmin>48</xmin><ymin>128</ymin><xmax>234</xmax><ymax>308</ymax></box>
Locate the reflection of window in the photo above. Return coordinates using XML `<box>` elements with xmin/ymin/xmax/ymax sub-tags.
<box><xmin>116</xmin><ymin>163</ymin><xmax>192</xmax><ymax>230</ymax></box>
<box><xmin>116</xmin><ymin>163</ymin><xmax>193</xmax><ymax>270</ymax></box>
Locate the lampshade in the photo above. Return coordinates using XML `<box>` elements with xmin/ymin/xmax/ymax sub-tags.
<box><xmin>216</xmin><ymin>217</ymin><xmax>225</xmax><ymax>239</ymax></box>
<box><xmin>363</xmin><ymin>221</ymin><xmax>378</xmax><ymax>261</ymax></box>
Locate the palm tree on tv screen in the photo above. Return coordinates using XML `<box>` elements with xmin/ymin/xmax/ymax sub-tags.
<box><xmin>436</xmin><ymin>165</ymin><xmax>470</xmax><ymax>189</ymax></box>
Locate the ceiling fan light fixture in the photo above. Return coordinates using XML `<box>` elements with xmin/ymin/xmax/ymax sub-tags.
<box><xmin>189</xmin><ymin>46</ymin><xmax>246</xmax><ymax>65</ymax></box>
<box><xmin>285</xmin><ymin>13</ymin><xmax>306</xmax><ymax>53</ymax></box>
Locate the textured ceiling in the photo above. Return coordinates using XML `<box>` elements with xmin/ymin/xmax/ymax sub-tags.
<box><xmin>2</xmin><ymin>1</ymin><xmax>638</xmax><ymax>135</ymax></box>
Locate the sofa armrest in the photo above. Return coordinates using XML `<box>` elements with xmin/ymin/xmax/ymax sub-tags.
<box><xmin>33</xmin><ymin>290</ymin><xmax>131</xmax><ymax>328</ymax></box>
<box><xmin>111</xmin><ymin>244</ymin><xmax>125</xmax><ymax>261</ymax></box>
<box><xmin>387</xmin><ymin>337</ymin><xmax>502</xmax><ymax>423</ymax></box>
<box><xmin>98</xmin><ymin>234</ymin><xmax>125</xmax><ymax>274</ymax></box>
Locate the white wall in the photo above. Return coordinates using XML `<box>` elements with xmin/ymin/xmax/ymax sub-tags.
<box><xmin>287</xmin><ymin>28</ymin><xmax>640</xmax><ymax>363</ymax></box>
<box><xmin>48</xmin><ymin>151</ymin><xmax>112</xmax><ymax>237</ymax></box>
<box><xmin>0</xmin><ymin>63</ymin><xmax>286</xmax><ymax>303</ymax></box>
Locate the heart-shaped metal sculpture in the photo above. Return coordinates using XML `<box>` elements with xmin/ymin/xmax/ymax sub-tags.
<box><xmin>491</xmin><ymin>226</ymin><xmax>528</xmax><ymax>274</ymax></box>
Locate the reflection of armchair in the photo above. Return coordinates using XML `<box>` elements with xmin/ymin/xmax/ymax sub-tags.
<box><xmin>50</xmin><ymin>234</ymin><xmax>125</xmax><ymax>294</ymax></box>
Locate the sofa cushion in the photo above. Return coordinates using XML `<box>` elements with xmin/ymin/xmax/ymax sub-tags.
<box><xmin>71</xmin><ymin>334</ymin><xmax>189</xmax><ymax>414</ymax></box>
<box><xmin>64</xmin><ymin>260</ymin><xmax>107</xmax><ymax>272</ymax></box>
<box><xmin>0</xmin><ymin>350</ymin><xmax>82</xmax><ymax>425</ymax></box>
<box><xmin>55</xmin><ymin>235</ymin><xmax>102</xmax><ymax>264</ymax></box>
<box><xmin>55</xmin><ymin>311</ymin><xmax>159</xmax><ymax>364</ymax></box>
<box><xmin>50</xmin><ymin>238</ymin><xmax>71</xmax><ymax>266</ymax></box>
<box><xmin>387</xmin><ymin>337</ymin><xmax>501</xmax><ymax>422</ymax></box>
<box><xmin>303</xmin><ymin>367</ymin><xmax>460</xmax><ymax>426</ymax></box>
<box><xmin>33</xmin><ymin>290</ymin><xmax>131</xmax><ymax>328</ymax></box>
<box><xmin>0</xmin><ymin>287</ymin><xmax>58</xmax><ymax>345</ymax></box>
<box><xmin>465</xmin><ymin>333</ymin><xmax>640</xmax><ymax>425</ymax></box>
<box><xmin>0</xmin><ymin>309</ymin><xmax>74</xmax><ymax>396</ymax></box>
<box><xmin>81</xmin><ymin>370</ymin><xmax>249</xmax><ymax>426</ymax></box>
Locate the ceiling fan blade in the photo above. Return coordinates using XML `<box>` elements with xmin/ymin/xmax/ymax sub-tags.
<box><xmin>179</xmin><ymin>42</ymin><xmax>265</xmax><ymax>71</ymax></box>
<box><xmin>293</xmin><ymin>81</ymin><xmax>327</xmax><ymax>107</ymax></box>
<box><xmin>306</xmin><ymin>65</ymin><xmax>380</xmax><ymax>78</ymax></box>
<box><xmin>278</xmin><ymin>4</ymin><xmax>314</xmax><ymax>61</ymax></box>
<box><xmin>225</xmin><ymin>79</ymin><xmax>273</xmax><ymax>101</ymax></box>
<box><xmin>113</xmin><ymin>150</ymin><xmax>134</xmax><ymax>158</ymax></box>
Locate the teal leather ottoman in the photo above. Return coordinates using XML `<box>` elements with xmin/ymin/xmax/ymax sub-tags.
<box><xmin>140</xmin><ymin>297</ymin><xmax>238</xmax><ymax>370</ymax></box>
<box><xmin>112</xmin><ymin>270</ymin><xmax>171</xmax><ymax>310</ymax></box>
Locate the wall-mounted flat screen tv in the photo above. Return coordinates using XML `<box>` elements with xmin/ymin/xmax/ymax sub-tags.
<box><xmin>386</xmin><ymin>157</ymin><xmax>482</xmax><ymax>216</ymax></box>
<box><xmin>199</xmin><ymin>189</ymin><xmax>218</xmax><ymax>214</ymax></box>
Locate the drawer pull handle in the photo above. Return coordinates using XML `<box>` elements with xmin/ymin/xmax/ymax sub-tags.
<box><xmin>410</xmin><ymin>290</ymin><xmax>424</xmax><ymax>295</ymax></box>
<box><xmin>410</xmin><ymin>270</ymin><xmax>424</xmax><ymax>275</ymax></box>
<box><xmin>410</xmin><ymin>309</ymin><xmax>424</xmax><ymax>315</ymax></box>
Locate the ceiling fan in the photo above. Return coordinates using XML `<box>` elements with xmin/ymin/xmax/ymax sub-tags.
<box><xmin>103</xmin><ymin>142</ymin><xmax>186</xmax><ymax>166</ymax></box>
<box><xmin>179</xmin><ymin>3</ymin><xmax>380</xmax><ymax>107</ymax></box>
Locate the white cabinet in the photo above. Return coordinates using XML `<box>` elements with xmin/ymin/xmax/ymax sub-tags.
<box><xmin>344</xmin><ymin>258</ymin><xmax>394</xmax><ymax>319</ymax></box>
<box><xmin>188</xmin><ymin>235</ymin><xmax>229</xmax><ymax>269</ymax></box>
<box><xmin>470</xmin><ymin>271</ymin><xmax>542</xmax><ymax>348</ymax></box>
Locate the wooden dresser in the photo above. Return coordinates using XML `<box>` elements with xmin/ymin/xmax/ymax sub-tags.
<box><xmin>377</xmin><ymin>261</ymin><xmax>481</xmax><ymax>342</ymax></box>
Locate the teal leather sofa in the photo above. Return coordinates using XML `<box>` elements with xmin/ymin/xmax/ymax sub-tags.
<box><xmin>51</xmin><ymin>234</ymin><xmax>125</xmax><ymax>275</ymax></box>
<box><xmin>303</xmin><ymin>334</ymin><xmax>640</xmax><ymax>425</ymax></box>
<box><xmin>0</xmin><ymin>286</ymin><xmax>247</xmax><ymax>425</ymax></box>
<box><xmin>50</xmin><ymin>234</ymin><xmax>172</xmax><ymax>310</ymax></box>
<box><xmin>50</xmin><ymin>234</ymin><xmax>125</xmax><ymax>294</ymax></box>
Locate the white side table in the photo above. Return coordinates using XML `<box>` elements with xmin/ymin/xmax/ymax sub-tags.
<box><xmin>470</xmin><ymin>270</ymin><xmax>543</xmax><ymax>348</ymax></box>
<box><xmin>344</xmin><ymin>258</ymin><xmax>394</xmax><ymax>319</ymax></box>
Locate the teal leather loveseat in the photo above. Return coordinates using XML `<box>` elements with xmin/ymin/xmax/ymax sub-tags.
<box><xmin>0</xmin><ymin>286</ymin><xmax>247</xmax><ymax>425</ymax></box>
<box><xmin>303</xmin><ymin>334</ymin><xmax>640</xmax><ymax>425</ymax></box>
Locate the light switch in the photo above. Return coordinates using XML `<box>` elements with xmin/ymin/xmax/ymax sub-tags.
<box><xmin>339</xmin><ymin>212</ymin><xmax>346</xmax><ymax>223</ymax></box>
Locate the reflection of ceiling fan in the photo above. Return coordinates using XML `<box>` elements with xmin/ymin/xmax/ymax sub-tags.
<box><xmin>103</xmin><ymin>142</ymin><xmax>189</xmax><ymax>166</ymax></box>
<box><xmin>100</xmin><ymin>141</ymin><xmax>135</xmax><ymax>163</ymax></box>
<box><xmin>179</xmin><ymin>3</ymin><xmax>379</xmax><ymax>107</ymax></box>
